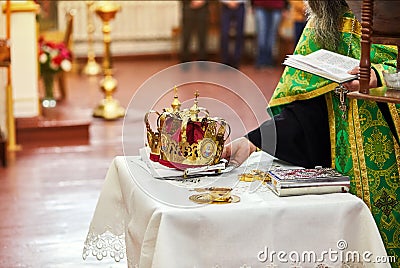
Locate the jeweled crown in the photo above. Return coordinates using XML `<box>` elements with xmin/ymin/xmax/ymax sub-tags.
<box><xmin>145</xmin><ymin>87</ymin><xmax>230</xmax><ymax>170</ymax></box>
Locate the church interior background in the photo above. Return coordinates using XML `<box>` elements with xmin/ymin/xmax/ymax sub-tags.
<box><xmin>0</xmin><ymin>1</ymin><xmax>293</xmax><ymax>266</ymax></box>
<box><xmin>2</xmin><ymin>0</ymin><xmax>399</xmax><ymax>267</ymax></box>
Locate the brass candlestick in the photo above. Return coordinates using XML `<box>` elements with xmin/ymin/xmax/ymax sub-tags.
<box><xmin>93</xmin><ymin>1</ymin><xmax>125</xmax><ymax>120</ymax></box>
<box><xmin>83</xmin><ymin>0</ymin><xmax>101</xmax><ymax>76</ymax></box>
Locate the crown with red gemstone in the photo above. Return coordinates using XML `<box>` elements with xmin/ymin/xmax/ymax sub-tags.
<box><xmin>145</xmin><ymin>87</ymin><xmax>230</xmax><ymax>170</ymax></box>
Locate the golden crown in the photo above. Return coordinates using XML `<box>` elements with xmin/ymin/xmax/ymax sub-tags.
<box><xmin>145</xmin><ymin>87</ymin><xmax>230</xmax><ymax>170</ymax></box>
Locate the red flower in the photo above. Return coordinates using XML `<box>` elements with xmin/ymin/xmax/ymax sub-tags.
<box><xmin>38</xmin><ymin>36</ymin><xmax>72</xmax><ymax>74</ymax></box>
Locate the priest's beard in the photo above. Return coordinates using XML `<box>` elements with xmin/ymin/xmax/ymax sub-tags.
<box><xmin>306</xmin><ymin>0</ymin><xmax>349</xmax><ymax>52</ymax></box>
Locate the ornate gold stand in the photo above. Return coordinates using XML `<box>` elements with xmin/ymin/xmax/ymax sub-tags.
<box><xmin>93</xmin><ymin>1</ymin><xmax>125</xmax><ymax>120</ymax></box>
<box><xmin>82</xmin><ymin>1</ymin><xmax>101</xmax><ymax>76</ymax></box>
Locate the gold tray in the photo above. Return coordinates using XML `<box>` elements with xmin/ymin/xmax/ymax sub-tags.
<box><xmin>189</xmin><ymin>193</ymin><xmax>240</xmax><ymax>204</ymax></box>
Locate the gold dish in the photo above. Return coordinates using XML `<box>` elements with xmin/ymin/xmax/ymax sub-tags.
<box><xmin>208</xmin><ymin>187</ymin><xmax>232</xmax><ymax>201</ymax></box>
<box><xmin>189</xmin><ymin>193</ymin><xmax>240</xmax><ymax>204</ymax></box>
<box><xmin>239</xmin><ymin>169</ymin><xmax>271</xmax><ymax>183</ymax></box>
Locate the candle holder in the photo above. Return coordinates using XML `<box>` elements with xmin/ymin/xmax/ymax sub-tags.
<box><xmin>83</xmin><ymin>1</ymin><xmax>101</xmax><ymax>76</ymax></box>
<box><xmin>93</xmin><ymin>1</ymin><xmax>125</xmax><ymax>120</ymax></box>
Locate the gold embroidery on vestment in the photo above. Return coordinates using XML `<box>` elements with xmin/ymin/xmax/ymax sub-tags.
<box><xmin>353</xmin><ymin>100</ymin><xmax>372</xmax><ymax>209</ymax></box>
<box><xmin>269</xmin><ymin>83</ymin><xmax>336</xmax><ymax>107</ymax></box>
<box><xmin>348</xmin><ymin>100</ymin><xmax>368</xmax><ymax>207</ymax></box>
<box><xmin>389</xmin><ymin>103</ymin><xmax>400</xmax><ymax>138</ymax></box>
<box><xmin>325</xmin><ymin>93</ymin><xmax>336</xmax><ymax>168</ymax></box>
<box><xmin>341</xmin><ymin>17</ymin><xmax>361</xmax><ymax>36</ymax></box>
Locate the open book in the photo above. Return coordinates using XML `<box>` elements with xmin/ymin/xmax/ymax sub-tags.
<box><xmin>283</xmin><ymin>49</ymin><xmax>360</xmax><ymax>84</ymax></box>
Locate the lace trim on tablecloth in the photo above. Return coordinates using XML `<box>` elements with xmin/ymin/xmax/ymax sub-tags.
<box><xmin>81</xmin><ymin>224</ymin><xmax>366</xmax><ymax>268</ymax></box>
<box><xmin>82</xmin><ymin>230</ymin><xmax>126</xmax><ymax>262</ymax></box>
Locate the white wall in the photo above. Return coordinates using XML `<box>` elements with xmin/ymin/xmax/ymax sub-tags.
<box><xmin>57</xmin><ymin>1</ymin><xmax>181</xmax><ymax>57</ymax></box>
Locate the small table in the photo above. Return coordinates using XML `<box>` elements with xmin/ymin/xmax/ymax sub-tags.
<box><xmin>83</xmin><ymin>152</ymin><xmax>389</xmax><ymax>267</ymax></box>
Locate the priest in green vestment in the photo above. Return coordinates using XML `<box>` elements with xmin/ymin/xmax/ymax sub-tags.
<box><xmin>223</xmin><ymin>0</ymin><xmax>400</xmax><ymax>266</ymax></box>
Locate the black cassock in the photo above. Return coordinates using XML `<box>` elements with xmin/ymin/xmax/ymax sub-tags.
<box><xmin>245</xmin><ymin>95</ymin><xmax>331</xmax><ymax>169</ymax></box>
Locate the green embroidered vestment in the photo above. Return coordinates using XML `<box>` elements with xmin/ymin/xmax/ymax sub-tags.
<box><xmin>269</xmin><ymin>11</ymin><xmax>400</xmax><ymax>266</ymax></box>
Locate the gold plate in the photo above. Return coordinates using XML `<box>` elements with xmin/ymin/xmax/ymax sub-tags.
<box><xmin>189</xmin><ymin>193</ymin><xmax>240</xmax><ymax>204</ymax></box>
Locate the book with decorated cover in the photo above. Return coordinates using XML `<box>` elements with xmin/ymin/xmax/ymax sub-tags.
<box><xmin>267</xmin><ymin>167</ymin><xmax>350</xmax><ymax>197</ymax></box>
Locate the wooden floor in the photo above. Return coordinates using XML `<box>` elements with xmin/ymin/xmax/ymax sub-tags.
<box><xmin>0</xmin><ymin>57</ymin><xmax>284</xmax><ymax>267</ymax></box>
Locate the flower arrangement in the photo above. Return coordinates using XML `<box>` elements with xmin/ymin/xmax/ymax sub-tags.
<box><xmin>38</xmin><ymin>36</ymin><xmax>72</xmax><ymax>106</ymax></box>
<box><xmin>38</xmin><ymin>36</ymin><xmax>72</xmax><ymax>74</ymax></box>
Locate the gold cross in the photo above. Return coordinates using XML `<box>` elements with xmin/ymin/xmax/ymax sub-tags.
<box><xmin>299</xmin><ymin>46</ymin><xmax>307</xmax><ymax>55</ymax></box>
<box><xmin>359</xmin><ymin>115</ymin><xmax>367</xmax><ymax>125</ymax></box>
<box><xmin>335</xmin><ymin>84</ymin><xmax>348</xmax><ymax>119</ymax></box>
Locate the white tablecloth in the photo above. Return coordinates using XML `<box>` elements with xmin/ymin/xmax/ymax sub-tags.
<box><xmin>83</xmin><ymin>152</ymin><xmax>389</xmax><ymax>268</ymax></box>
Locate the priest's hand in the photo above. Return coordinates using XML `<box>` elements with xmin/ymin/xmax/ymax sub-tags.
<box><xmin>221</xmin><ymin>137</ymin><xmax>257</xmax><ymax>167</ymax></box>
<box><xmin>343</xmin><ymin>66</ymin><xmax>378</xmax><ymax>91</ymax></box>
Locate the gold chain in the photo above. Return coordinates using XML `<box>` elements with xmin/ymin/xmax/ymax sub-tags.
<box><xmin>336</xmin><ymin>16</ymin><xmax>356</xmax><ymax>120</ymax></box>
<box><xmin>346</xmin><ymin>18</ymin><xmax>355</xmax><ymax>56</ymax></box>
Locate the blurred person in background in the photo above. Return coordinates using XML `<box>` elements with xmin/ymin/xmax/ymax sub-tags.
<box><xmin>180</xmin><ymin>0</ymin><xmax>210</xmax><ymax>63</ymax></box>
<box><xmin>289</xmin><ymin>0</ymin><xmax>307</xmax><ymax>45</ymax></box>
<box><xmin>251</xmin><ymin>0</ymin><xmax>287</xmax><ymax>68</ymax></box>
<box><xmin>219</xmin><ymin>0</ymin><xmax>246</xmax><ymax>69</ymax></box>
